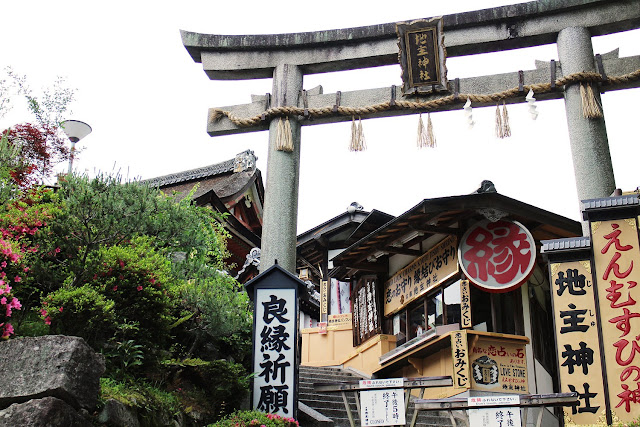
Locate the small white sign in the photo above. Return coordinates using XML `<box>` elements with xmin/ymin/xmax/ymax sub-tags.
<box><xmin>468</xmin><ymin>395</ymin><xmax>520</xmax><ymax>407</ymax></box>
<box><xmin>468</xmin><ymin>395</ymin><xmax>521</xmax><ymax>427</ymax></box>
<box><xmin>359</xmin><ymin>378</ymin><xmax>404</xmax><ymax>389</ymax></box>
<box><xmin>360</xmin><ymin>388</ymin><xmax>406</xmax><ymax>426</ymax></box>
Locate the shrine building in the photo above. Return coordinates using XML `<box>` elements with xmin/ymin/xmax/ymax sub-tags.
<box><xmin>298</xmin><ymin>182</ymin><xmax>582</xmax><ymax>415</ymax></box>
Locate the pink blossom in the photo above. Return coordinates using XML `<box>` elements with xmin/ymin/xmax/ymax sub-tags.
<box><xmin>1</xmin><ymin>323</ymin><xmax>13</xmax><ymax>339</ymax></box>
<box><xmin>0</xmin><ymin>261</ymin><xmax>6</xmax><ymax>268</ymax></box>
<box><xmin>58</xmin><ymin>307</ymin><xmax>63</xmax><ymax>312</ymax></box>
<box><xmin>10</xmin><ymin>298</ymin><xmax>21</xmax><ymax>310</ymax></box>
<box><xmin>112</xmin><ymin>286</ymin><xmax>118</xmax><ymax>291</ymax></box>
<box><xmin>136</xmin><ymin>286</ymin><xmax>143</xmax><ymax>291</ymax></box>
<box><xmin>23</xmin><ymin>267</ymin><xmax>29</xmax><ymax>273</ymax></box>
<box><xmin>0</xmin><ymin>297</ymin><xmax>6</xmax><ymax>305</ymax></box>
<box><xmin>40</xmin><ymin>308</ymin><xmax>48</xmax><ymax>317</ymax></box>
<box><xmin>119</xmin><ymin>260</ymin><xmax>125</xmax><ymax>268</ymax></box>
<box><xmin>13</xmin><ymin>276</ymin><xmax>21</xmax><ymax>283</ymax></box>
<box><xmin>44</xmin><ymin>316</ymin><xmax>51</xmax><ymax>325</ymax></box>
<box><xmin>54</xmin><ymin>247</ymin><xmax>61</xmax><ymax>254</ymax></box>
<box><xmin>149</xmin><ymin>278</ymin><xmax>156</xmax><ymax>284</ymax></box>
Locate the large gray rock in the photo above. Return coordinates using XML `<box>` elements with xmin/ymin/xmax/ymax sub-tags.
<box><xmin>97</xmin><ymin>399</ymin><xmax>140</xmax><ymax>427</ymax></box>
<box><xmin>0</xmin><ymin>397</ymin><xmax>92</xmax><ymax>427</ymax></box>
<box><xmin>0</xmin><ymin>335</ymin><xmax>105</xmax><ymax>410</ymax></box>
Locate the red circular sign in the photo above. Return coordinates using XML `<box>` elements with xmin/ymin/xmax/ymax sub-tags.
<box><xmin>458</xmin><ymin>219</ymin><xmax>536</xmax><ymax>293</ymax></box>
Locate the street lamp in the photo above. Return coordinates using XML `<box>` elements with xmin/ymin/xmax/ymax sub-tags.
<box><xmin>61</xmin><ymin>120</ymin><xmax>92</xmax><ymax>174</ymax></box>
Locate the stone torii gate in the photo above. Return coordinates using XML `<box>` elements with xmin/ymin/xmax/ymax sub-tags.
<box><xmin>181</xmin><ymin>0</ymin><xmax>640</xmax><ymax>273</ymax></box>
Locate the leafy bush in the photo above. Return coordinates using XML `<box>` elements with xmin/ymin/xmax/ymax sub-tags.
<box><xmin>100</xmin><ymin>377</ymin><xmax>181</xmax><ymax>417</ymax></box>
<box><xmin>209</xmin><ymin>410</ymin><xmax>299</xmax><ymax>427</ymax></box>
<box><xmin>162</xmin><ymin>358</ymin><xmax>250</xmax><ymax>419</ymax></box>
<box><xmin>40</xmin><ymin>284</ymin><xmax>115</xmax><ymax>346</ymax></box>
<box><xmin>175</xmin><ymin>273</ymin><xmax>252</xmax><ymax>362</ymax></box>
<box><xmin>84</xmin><ymin>236</ymin><xmax>177</xmax><ymax>350</ymax></box>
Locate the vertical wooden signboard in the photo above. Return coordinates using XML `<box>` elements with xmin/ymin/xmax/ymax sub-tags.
<box><xmin>591</xmin><ymin>218</ymin><xmax>640</xmax><ymax>422</ymax></box>
<box><xmin>319</xmin><ymin>279</ymin><xmax>328</xmax><ymax>333</ymax></box>
<box><xmin>460</xmin><ymin>280</ymin><xmax>472</xmax><ymax>328</ymax></box>
<box><xmin>452</xmin><ymin>330</ymin><xmax>470</xmax><ymax>389</ymax></box>
<box><xmin>246</xmin><ymin>264</ymin><xmax>306</xmax><ymax>419</ymax></box>
<box><xmin>549</xmin><ymin>259</ymin><xmax>607</xmax><ymax>424</ymax></box>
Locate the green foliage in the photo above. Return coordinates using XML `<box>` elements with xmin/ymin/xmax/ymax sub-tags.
<box><xmin>41</xmin><ymin>284</ymin><xmax>116</xmax><ymax>346</ymax></box>
<box><xmin>209</xmin><ymin>410</ymin><xmax>299</xmax><ymax>427</ymax></box>
<box><xmin>0</xmin><ymin>133</ymin><xmax>22</xmax><ymax>203</ymax></box>
<box><xmin>51</xmin><ymin>173</ymin><xmax>225</xmax><ymax>286</ymax></box>
<box><xmin>85</xmin><ymin>236</ymin><xmax>177</xmax><ymax>349</ymax></box>
<box><xmin>179</xmin><ymin>273</ymin><xmax>251</xmax><ymax>338</ymax></box>
<box><xmin>174</xmin><ymin>273</ymin><xmax>252</xmax><ymax>363</ymax></box>
<box><xmin>162</xmin><ymin>358</ymin><xmax>250</xmax><ymax>420</ymax></box>
<box><xmin>3</xmin><ymin>67</ymin><xmax>75</xmax><ymax>129</ymax></box>
<box><xmin>100</xmin><ymin>377</ymin><xmax>181</xmax><ymax>416</ymax></box>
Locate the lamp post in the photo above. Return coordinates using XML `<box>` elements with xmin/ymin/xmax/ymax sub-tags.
<box><xmin>60</xmin><ymin>120</ymin><xmax>92</xmax><ymax>174</ymax></box>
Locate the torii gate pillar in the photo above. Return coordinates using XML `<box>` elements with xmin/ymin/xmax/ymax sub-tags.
<box><xmin>260</xmin><ymin>64</ymin><xmax>303</xmax><ymax>273</ymax></box>
<box><xmin>557</xmin><ymin>27</ymin><xmax>616</xmax><ymax>207</ymax></box>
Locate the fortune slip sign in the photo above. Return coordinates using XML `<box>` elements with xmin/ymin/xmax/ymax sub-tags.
<box><xmin>384</xmin><ymin>235</ymin><xmax>458</xmax><ymax>316</ymax></box>
<box><xmin>468</xmin><ymin>395</ymin><xmax>521</xmax><ymax>427</ymax></box>
<box><xmin>245</xmin><ymin>264</ymin><xmax>305</xmax><ymax>418</ymax></box>
<box><xmin>460</xmin><ymin>279</ymin><xmax>472</xmax><ymax>328</ymax></box>
<box><xmin>359</xmin><ymin>379</ymin><xmax>406</xmax><ymax>426</ymax></box>
<box><xmin>459</xmin><ymin>220</ymin><xmax>536</xmax><ymax>293</ymax></box>
<box><xmin>591</xmin><ymin>218</ymin><xmax>640</xmax><ymax>422</ymax></box>
<box><xmin>396</xmin><ymin>17</ymin><xmax>447</xmax><ymax>95</ymax></box>
<box><xmin>452</xmin><ymin>330</ymin><xmax>470</xmax><ymax>389</ymax></box>
<box><xmin>549</xmin><ymin>260</ymin><xmax>607</xmax><ymax>425</ymax></box>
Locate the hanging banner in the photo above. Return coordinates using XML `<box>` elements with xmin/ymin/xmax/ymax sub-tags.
<box><xmin>549</xmin><ymin>260</ymin><xmax>607</xmax><ymax>425</ymax></box>
<box><xmin>469</xmin><ymin>338</ymin><xmax>528</xmax><ymax>394</ymax></box>
<box><xmin>591</xmin><ymin>218</ymin><xmax>640</xmax><ymax>422</ymax></box>
<box><xmin>452</xmin><ymin>330</ymin><xmax>470</xmax><ymax>389</ymax></box>
<box><xmin>384</xmin><ymin>235</ymin><xmax>458</xmax><ymax>316</ymax></box>
<box><xmin>460</xmin><ymin>280</ymin><xmax>472</xmax><ymax>328</ymax></box>
<box><xmin>320</xmin><ymin>279</ymin><xmax>328</xmax><ymax>322</ymax></box>
<box><xmin>396</xmin><ymin>17</ymin><xmax>447</xmax><ymax>95</ymax></box>
<box><xmin>459</xmin><ymin>219</ymin><xmax>536</xmax><ymax>293</ymax></box>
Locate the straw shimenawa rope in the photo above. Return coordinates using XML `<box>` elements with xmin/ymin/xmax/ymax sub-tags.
<box><xmin>208</xmin><ymin>69</ymin><xmax>640</xmax><ymax>127</ymax></box>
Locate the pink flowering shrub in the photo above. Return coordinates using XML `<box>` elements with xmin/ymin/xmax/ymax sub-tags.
<box><xmin>0</xmin><ymin>187</ymin><xmax>62</xmax><ymax>328</ymax></box>
<box><xmin>0</xmin><ymin>281</ymin><xmax>21</xmax><ymax>339</ymax></box>
<box><xmin>0</xmin><ymin>231</ymin><xmax>23</xmax><ymax>339</ymax></box>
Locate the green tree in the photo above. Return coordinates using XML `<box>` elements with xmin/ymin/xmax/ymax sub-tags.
<box><xmin>49</xmin><ymin>173</ymin><xmax>225</xmax><ymax>287</ymax></box>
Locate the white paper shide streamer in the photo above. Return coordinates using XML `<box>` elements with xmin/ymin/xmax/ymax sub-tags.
<box><xmin>463</xmin><ymin>99</ymin><xmax>475</xmax><ymax>129</ymax></box>
<box><xmin>526</xmin><ymin>89</ymin><xmax>538</xmax><ymax>120</ymax></box>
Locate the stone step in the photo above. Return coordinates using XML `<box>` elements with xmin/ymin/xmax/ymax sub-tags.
<box><xmin>298</xmin><ymin>366</ymin><xmax>455</xmax><ymax>426</ymax></box>
<box><xmin>300</xmin><ymin>373</ymin><xmax>362</xmax><ymax>382</ymax></box>
<box><xmin>299</xmin><ymin>398</ymin><xmax>357</xmax><ymax>410</ymax></box>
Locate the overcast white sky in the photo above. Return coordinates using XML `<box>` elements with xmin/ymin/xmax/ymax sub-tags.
<box><xmin>1</xmin><ymin>1</ymin><xmax>639</xmax><ymax>233</ymax></box>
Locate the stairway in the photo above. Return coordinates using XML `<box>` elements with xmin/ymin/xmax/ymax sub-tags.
<box><xmin>298</xmin><ymin>366</ymin><xmax>454</xmax><ymax>427</ymax></box>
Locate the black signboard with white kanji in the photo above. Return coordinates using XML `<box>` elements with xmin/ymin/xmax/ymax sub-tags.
<box><xmin>245</xmin><ymin>263</ymin><xmax>308</xmax><ymax>419</ymax></box>
<box><xmin>396</xmin><ymin>18</ymin><xmax>447</xmax><ymax>95</ymax></box>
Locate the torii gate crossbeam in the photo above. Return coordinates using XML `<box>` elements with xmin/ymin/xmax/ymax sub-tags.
<box><xmin>181</xmin><ymin>0</ymin><xmax>640</xmax><ymax>272</ymax></box>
